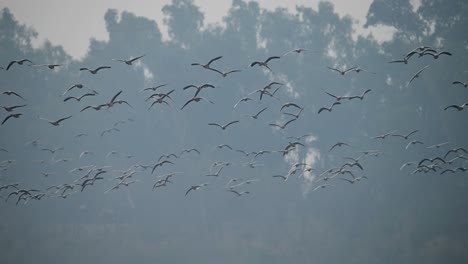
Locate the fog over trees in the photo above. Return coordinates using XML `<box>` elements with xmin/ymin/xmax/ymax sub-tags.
<box><xmin>0</xmin><ymin>0</ymin><xmax>467</xmax><ymax>263</ymax></box>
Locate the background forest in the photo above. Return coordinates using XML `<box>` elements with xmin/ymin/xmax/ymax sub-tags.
<box><xmin>0</xmin><ymin>0</ymin><xmax>467</xmax><ymax>263</ymax></box>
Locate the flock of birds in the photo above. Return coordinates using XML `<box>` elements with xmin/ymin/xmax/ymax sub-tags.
<box><xmin>0</xmin><ymin>45</ymin><xmax>467</xmax><ymax>206</ymax></box>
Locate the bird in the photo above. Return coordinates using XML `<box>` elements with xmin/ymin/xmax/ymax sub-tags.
<box><xmin>427</xmin><ymin>142</ymin><xmax>450</xmax><ymax>149</ymax></box>
<box><xmin>444</xmin><ymin>148</ymin><xmax>468</xmax><ymax>159</ymax></box>
<box><xmin>62</xmin><ymin>84</ymin><xmax>85</xmax><ymax>96</ymax></box>
<box><xmin>326</xmin><ymin>66</ymin><xmax>357</xmax><ymax>75</ymax></box>
<box><xmin>181</xmin><ymin>97</ymin><xmax>214</xmax><ymax>110</ymax></box>
<box><xmin>422</xmin><ymin>51</ymin><xmax>452</xmax><ymax>59</ymax></box>
<box><xmin>444</xmin><ymin>102</ymin><xmax>467</xmax><ymax>111</ymax></box>
<box><xmin>388</xmin><ymin>58</ymin><xmax>409</xmax><ymax>64</ymax></box>
<box><xmin>112</xmin><ymin>54</ymin><xmax>145</xmax><ymax>65</ymax></box>
<box><xmin>205</xmin><ymin>167</ymin><xmax>223</xmax><ymax>177</ymax></box>
<box><xmin>318</xmin><ymin>102</ymin><xmax>341</xmax><ymax>114</ymax></box>
<box><xmin>407</xmin><ymin>65</ymin><xmax>430</xmax><ymax>86</ymax></box>
<box><xmin>79</xmin><ymin>66</ymin><xmax>111</xmax><ymax>74</ymax></box>
<box><xmin>79</xmin><ymin>151</ymin><xmax>93</xmax><ymax>159</ymax></box>
<box><xmin>0</xmin><ymin>104</ymin><xmax>26</xmax><ymax>112</ymax></box>
<box><xmin>2</xmin><ymin>91</ymin><xmax>25</xmax><ymax>100</ymax></box>
<box><xmin>371</xmin><ymin>130</ymin><xmax>397</xmax><ymax>140</ymax></box>
<box><xmin>31</xmin><ymin>64</ymin><xmax>62</xmax><ymax>69</ymax></box>
<box><xmin>280</xmin><ymin>102</ymin><xmax>302</xmax><ymax>112</ymax></box>
<box><xmin>1</xmin><ymin>113</ymin><xmax>22</xmax><ymax>125</ymax></box>
<box><xmin>452</xmin><ymin>81</ymin><xmax>468</xmax><ymax>88</ymax></box>
<box><xmin>324</xmin><ymin>91</ymin><xmax>350</xmax><ymax>101</ymax></box>
<box><xmin>347</xmin><ymin>89</ymin><xmax>372</xmax><ymax>100</ymax></box>
<box><xmin>209</xmin><ymin>68</ymin><xmax>241</xmax><ymax>77</ymax></box>
<box><xmin>313</xmin><ymin>184</ymin><xmax>335</xmax><ymax>192</ymax></box>
<box><xmin>191</xmin><ymin>56</ymin><xmax>222</xmax><ymax>70</ymax></box>
<box><xmin>350</xmin><ymin>67</ymin><xmax>376</xmax><ymax>74</ymax></box>
<box><xmin>208</xmin><ymin>120</ymin><xmax>239</xmax><ymax>130</ymax></box>
<box><xmin>217</xmin><ymin>144</ymin><xmax>233</xmax><ymax>150</ymax></box>
<box><xmin>228</xmin><ymin>190</ymin><xmax>250</xmax><ymax>196</ymax></box>
<box><xmin>234</xmin><ymin>97</ymin><xmax>255</xmax><ymax>108</ymax></box>
<box><xmin>287</xmin><ymin>134</ymin><xmax>312</xmax><ymax>141</ymax></box>
<box><xmin>179</xmin><ymin>148</ymin><xmax>201</xmax><ymax>156</ymax></box>
<box><xmin>329</xmin><ymin>142</ymin><xmax>349</xmax><ymax>152</ymax></box>
<box><xmin>141</xmin><ymin>84</ymin><xmax>168</xmax><ymax>92</ymax></box>
<box><xmin>244</xmin><ymin>107</ymin><xmax>267</xmax><ymax>119</ymax></box>
<box><xmin>250</xmin><ymin>56</ymin><xmax>281</xmax><ymax>72</ymax></box>
<box><xmin>391</xmin><ymin>130</ymin><xmax>419</xmax><ymax>140</ymax></box>
<box><xmin>269</xmin><ymin>118</ymin><xmax>297</xmax><ymax>130</ymax></box>
<box><xmin>151</xmin><ymin>160</ymin><xmax>174</xmax><ymax>174</ymax></box>
<box><xmin>40</xmin><ymin>116</ymin><xmax>72</xmax><ymax>126</ymax></box>
<box><xmin>183</xmin><ymin>83</ymin><xmax>215</xmax><ymax>97</ymax></box>
<box><xmin>283</xmin><ymin>48</ymin><xmax>308</xmax><ymax>56</ymax></box>
<box><xmin>6</xmin><ymin>59</ymin><xmax>33</xmax><ymax>70</ymax></box>
<box><xmin>63</xmin><ymin>93</ymin><xmax>95</xmax><ymax>102</ymax></box>
<box><xmin>400</xmin><ymin>162</ymin><xmax>416</xmax><ymax>171</ymax></box>
<box><xmin>41</xmin><ymin>147</ymin><xmax>64</xmax><ymax>154</ymax></box>
<box><xmin>406</xmin><ymin>140</ymin><xmax>424</xmax><ymax>149</ymax></box>
<box><xmin>185</xmin><ymin>183</ymin><xmax>208</xmax><ymax>196</ymax></box>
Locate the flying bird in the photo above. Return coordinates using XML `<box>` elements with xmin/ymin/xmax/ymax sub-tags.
<box><xmin>141</xmin><ymin>84</ymin><xmax>168</xmax><ymax>92</ymax></box>
<box><xmin>318</xmin><ymin>102</ymin><xmax>341</xmax><ymax>114</ymax></box>
<box><xmin>209</xmin><ymin>68</ymin><xmax>241</xmax><ymax>77</ymax></box>
<box><xmin>208</xmin><ymin>120</ymin><xmax>240</xmax><ymax>130</ymax></box>
<box><xmin>371</xmin><ymin>130</ymin><xmax>397</xmax><ymax>140</ymax></box>
<box><xmin>391</xmin><ymin>130</ymin><xmax>419</xmax><ymax>140</ymax></box>
<box><xmin>1</xmin><ymin>113</ymin><xmax>22</xmax><ymax>125</ymax></box>
<box><xmin>63</xmin><ymin>93</ymin><xmax>95</xmax><ymax>102</ymax></box>
<box><xmin>283</xmin><ymin>48</ymin><xmax>309</xmax><ymax>56</ymax></box>
<box><xmin>79</xmin><ymin>66</ymin><xmax>111</xmax><ymax>74</ymax></box>
<box><xmin>407</xmin><ymin>65</ymin><xmax>430</xmax><ymax>86</ymax></box>
<box><xmin>112</xmin><ymin>54</ymin><xmax>145</xmax><ymax>65</ymax></box>
<box><xmin>180</xmin><ymin>97</ymin><xmax>214</xmax><ymax>110</ymax></box>
<box><xmin>347</xmin><ymin>89</ymin><xmax>372</xmax><ymax>100</ymax></box>
<box><xmin>280</xmin><ymin>102</ymin><xmax>302</xmax><ymax>112</ymax></box>
<box><xmin>185</xmin><ymin>183</ymin><xmax>209</xmax><ymax>196</ymax></box>
<box><xmin>250</xmin><ymin>56</ymin><xmax>281</xmax><ymax>72</ymax></box>
<box><xmin>326</xmin><ymin>66</ymin><xmax>357</xmax><ymax>75</ymax></box>
<box><xmin>228</xmin><ymin>190</ymin><xmax>250</xmax><ymax>196</ymax></box>
<box><xmin>183</xmin><ymin>83</ymin><xmax>215</xmax><ymax>97</ymax></box>
<box><xmin>2</xmin><ymin>91</ymin><xmax>25</xmax><ymax>100</ymax></box>
<box><xmin>40</xmin><ymin>116</ymin><xmax>72</xmax><ymax>126</ymax></box>
<box><xmin>234</xmin><ymin>97</ymin><xmax>255</xmax><ymax>108</ymax></box>
<box><xmin>269</xmin><ymin>118</ymin><xmax>297</xmax><ymax>130</ymax></box>
<box><xmin>6</xmin><ymin>59</ymin><xmax>33</xmax><ymax>70</ymax></box>
<box><xmin>422</xmin><ymin>51</ymin><xmax>452</xmax><ymax>59</ymax></box>
<box><xmin>191</xmin><ymin>56</ymin><xmax>222</xmax><ymax>69</ymax></box>
<box><xmin>405</xmin><ymin>140</ymin><xmax>424</xmax><ymax>149</ymax></box>
<box><xmin>329</xmin><ymin>142</ymin><xmax>349</xmax><ymax>152</ymax></box>
<box><xmin>452</xmin><ymin>81</ymin><xmax>468</xmax><ymax>88</ymax></box>
<box><xmin>427</xmin><ymin>142</ymin><xmax>450</xmax><ymax>149</ymax></box>
<box><xmin>244</xmin><ymin>107</ymin><xmax>267</xmax><ymax>119</ymax></box>
<box><xmin>0</xmin><ymin>104</ymin><xmax>26</xmax><ymax>112</ymax></box>
<box><xmin>444</xmin><ymin>102</ymin><xmax>467</xmax><ymax>111</ymax></box>
<box><xmin>313</xmin><ymin>184</ymin><xmax>335</xmax><ymax>192</ymax></box>
<box><xmin>31</xmin><ymin>64</ymin><xmax>62</xmax><ymax>69</ymax></box>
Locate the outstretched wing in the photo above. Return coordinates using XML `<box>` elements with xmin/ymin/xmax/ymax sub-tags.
<box><xmin>206</xmin><ymin>56</ymin><xmax>223</xmax><ymax>67</ymax></box>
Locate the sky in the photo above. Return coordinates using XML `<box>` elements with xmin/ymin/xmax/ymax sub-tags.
<box><xmin>0</xmin><ymin>0</ymin><xmax>398</xmax><ymax>59</ymax></box>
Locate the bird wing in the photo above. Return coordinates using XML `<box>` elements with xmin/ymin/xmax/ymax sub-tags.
<box><xmin>255</xmin><ymin>107</ymin><xmax>267</xmax><ymax>117</ymax></box>
<box><xmin>452</xmin><ymin>81</ymin><xmax>463</xmax><ymax>86</ymax></box>
<box><xmin>224</xmin><ymin>69</ymin><xmax>241</xmax><ymax>76</ymax></box>
<box><xmin>79</xmin><ymin>67</ymin><xmax>90</xmax><ymax>71</ymax></box>
<box><xmin>56</xmin><ymin>116</ymin><xmax>72</xmax><ymax>124</ymax></box>
<box><xmin>224</xmin><ymin>120</ymin><xmax>240</xmax><ymax>128</ymax></box>
<box><xmin>208</xmin><ymin>123</ymin><xmax>223</xmax><ymax>129</ymax></box>
<box><xmin>282</xmin><ymin>118</ymin><xmax>297</xmax><ymax>129</ymax></box>
<box><xmin>95</xmin><ymin>66</ymin><xmax>111</xmax><ymax>72</ymax></box>
<box><xmin>206</xmin><ymin>56</ymin><xmax>223</xmax><ymax>67</ymax></box>
<box><xmin>185</xmin><ymin>187</ymin><xmax>194</xmax><ymax>196</ymax></box>
<box><xmin>6</xmin><ymin>61</ymin><xmax>17</xmax><ymax>70</ymax></box>
<box><xmin>180</xmin><ymin>99</ymin><xmax>195</xmax><ymax>110</ymax></box>
<box><xmin>1</xmin><ymin>114</ymin><xmax>16</xmax><ymax>125</ymax></box>
<box><xmin>129</xmin><ymin>54</ymin><xmax>145</xmax><ymax>63</ymax></box>
<box><xmin>265</xmin><ymin>56</ymin><xmax>281</xmax><ymax>64</ymax></box>
<box><xmin>318</xmin><ymin>107</ymin><xmax>329</xmax><ymax>114</ymax></box>
<box><xmin>63</xmin><ymin>96</ymin><xmax>78</xmax><ymax>102</ymax></box>
<box><xmin>250</xmin><ymin>61</ymin><xmax>261</xmax><ymax>67</ymax></box>
<box><xmin>110</xmin><ymin>90</ymin><xmax>123</xmax><ymax>103</ymax></box>
<box><xmin>444</xmin><ymin>105</ymin><xmax>460</xmax><ymax>111</ymax></box>
<box><xmin>183</xmin><ymin>85</ymin><xmax>197</xmax><ymax>90</ymax></box>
